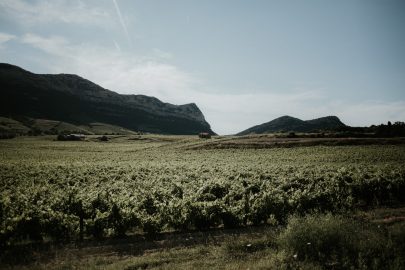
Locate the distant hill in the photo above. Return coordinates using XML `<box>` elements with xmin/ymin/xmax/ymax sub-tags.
<box><xmin>237</xmin><ymin>115</ymin><xmax>346</xmax><ymax>135</ymax></box>
<box><xmin>0</xmin><ymin>63</ymin><xmax>215</xmax><ymax>135</ymax></box>
<box><xmin>0</xmin><ymin>116</ymin><xmax>138</xmax><ymax>135</ymax></box>
<box><xmin>0</xmin><ymin>116</ymin><xmax>31</xmax><ymax>134</ymax></box>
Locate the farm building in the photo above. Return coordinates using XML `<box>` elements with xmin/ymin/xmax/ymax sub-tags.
<box><xmin>57</xmin><ymin>134</ymin><xmax>86</xmax><ymax>141</ymax></box>
<box><xmin>199</xmin><ymin>132</ymin><xmax>211</xmax><ymax>139</ymax></box>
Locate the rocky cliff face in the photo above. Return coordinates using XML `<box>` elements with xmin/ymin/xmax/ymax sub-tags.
<box><xmin>124</xmin><ymin>95</ymin><xmax>207</xmax><ymax>123</ymax></box>
<box><xmin>0</xmin><ymin>63</ymin><xmax>215</xmax><ymax>135</ymax></box>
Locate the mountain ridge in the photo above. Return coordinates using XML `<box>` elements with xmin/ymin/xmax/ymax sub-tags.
<box><xmin>237</xmin><ymin>115</ymin><xmax>346</xmax><ymax>135</ymax></box>
<box><xmin>0</xmin><ymin>63</ymin><xmax>215</xmax><ymax>135</ymax></box>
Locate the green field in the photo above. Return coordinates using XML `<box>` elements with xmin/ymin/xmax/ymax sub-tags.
<box><xmin>1</xmin><ymin>135</ymin><xmax>405</xmax><ymax>269</ymax></box>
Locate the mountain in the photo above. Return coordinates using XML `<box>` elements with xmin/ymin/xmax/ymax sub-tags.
<box><xmin>237</xmin><ymin>115</ymin><xmax>346</xmax><ymax>135</ymax></box>
<box><xmin>305</xmin><ymin>116</ymin><xmax>346</xmax><ymax>130</ymax></box>
<box><xmin>0</xmin><ymin>63</ymin><xmax>214</xmax><ymax>135</ymax></box>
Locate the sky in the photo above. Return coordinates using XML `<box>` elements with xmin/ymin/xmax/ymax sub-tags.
<box><xmin>0</xmin><ymin>0</ymin><xmax>404</xmax><ymax>135</ymax></box>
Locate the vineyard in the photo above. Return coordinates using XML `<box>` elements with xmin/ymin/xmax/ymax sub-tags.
<box><xmin>1</xmin><ymin>135</ymin><xmax>404</xmax><ymax>248</ymax></box>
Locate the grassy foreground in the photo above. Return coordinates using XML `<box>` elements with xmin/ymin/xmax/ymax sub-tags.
<box><xmin>2</xmin><ymin>210</ymin><xmax>405</xmax><ymax>269</ymax></box>
<box><xmin>1</xmin><ymin>135</ymin><xmax>405</xmax><ymax>269</ymax></box>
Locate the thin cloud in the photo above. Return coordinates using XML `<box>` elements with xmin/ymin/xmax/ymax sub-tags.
<box><xmin>21</xmin><ymin>34</ymin><xmax>68</xmax><ymax>55</ymax></box>
<box><xmin>0</xmin><ymin>32</ymin><xmax>16</xmax><ymax>44</ymax></box>
<box><xmin>18</xmin><ymin>33</ymin><xmax>194</xmax><ymax>97</ymax></box>
<box><xmin>112</xmin><ymin>0</ymin><xmax>132</xmax><ymax>46</ymax></box>
<box><xmin>152</xmin><ymin>48</ymin><xmax>173</xmax><ymax>60</ymax></box>
<box><xmin>0</xmin><ymin>0</ymin><xmax>111</xmax><ymax>27</ymax></box>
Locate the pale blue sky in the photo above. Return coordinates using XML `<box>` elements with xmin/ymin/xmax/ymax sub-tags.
<box><xmin>0</xmin><ymin>0</ymin><xmax>404</xmax><ymax>134</ymax></box>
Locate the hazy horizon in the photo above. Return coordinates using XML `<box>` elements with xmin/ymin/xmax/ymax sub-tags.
<box><xmin>1</xmin><ymin>0</ymin><xmax>404</xmax><ymax>135</ymax></box>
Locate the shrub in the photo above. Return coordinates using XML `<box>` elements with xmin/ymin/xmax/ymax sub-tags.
<box><xmin>248</xmin><ymin>191</ymin><xmax>288</xmax><ymax>225</ymax></box>
<box><xmin>170</xmin><ymin>185</ymin><xmax>183</xmax><ymax>199</ymax></box>
<box><xmin>188</xmin><ymin>202</ymin><xmax>225</xmax><ymax>230</ymax></box>
<box><xmin>87</xmin><ymin>210</ymin><xmax>109</xmax><ymax>238</ymax></box>
<box><xmin>197</xmin><ymin>182</ymin><xmax>229</xmax><ymax>201</ymax></box>
<box><xmin>108</xmin><ymin>204</ymin><xmax>127</xmax><ymax>237</ymax></box>
<box><xmin>141</xmin><ymin>217</ymin><xmax>162</xmax><ymax>237</ymax></box>
<box><xmin>277</xmin><ymin>214</ymin><xmax>403</xmax><ymax>269</ymax></box>
<box><xmin>41</xmin><ymin>213</ymin><xmax>76</xmax><ymax>241</ymax></box>
<box><xmin>189</xmin><ymin>203</ymin><xmax>212</xmax><ymax>230</ymax></box>
<box><xmin>164</xmin><ymin>200</ymin><xmax>195</xmax><ymax>231</ymax></box>
<box><xmin>140</xmin><ymin>196</ymin><xmax>158</xmax><ymax>215</ymax></box>
<box><xmin>15</xmin><ymin>216</ymin><xmax>43</xmax><ymax>241</ymax></box>
<box><xmin>98</xmin><ymin>136</ymin><xmax>109</xmax><ymax>142</ymax></box>
<box><xmin>221</xmin><ymin>210</ymin><xmax>241</xmax><ymax>229</ymax></box>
